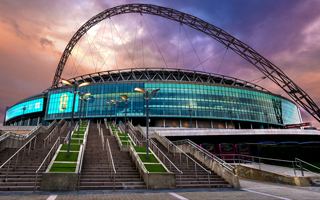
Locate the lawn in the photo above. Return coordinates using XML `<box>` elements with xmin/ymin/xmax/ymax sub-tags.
<box><xmin>55</xmin><ymin>151</ymin><xmax>79</xmax><ymax>162</ymax></box>
<box><xmin>144</xmin><ymin>164</ymin><xmax>167</xmax><ymax>173</ymax></box>
<box><xmin>60</xmin><ymin>144</ymin><xmax>80</xmax><ymax>151</ymax></box>
<box><xmin>49</xmin><ymin>163</ymin><xmax>77</xmax><ymax>172</ymax></box>
<box><xmin>138</xmin><ymin>153</ymin><xmax>158</xmax><ymax>163</ymax></box>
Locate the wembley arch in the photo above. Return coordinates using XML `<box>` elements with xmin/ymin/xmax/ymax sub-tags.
<box><xmin>52</xmin><ymin>3</ymin><xmax>320</xmax><ymax>123</ymax></box>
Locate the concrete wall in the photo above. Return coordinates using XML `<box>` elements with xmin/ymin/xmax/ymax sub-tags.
<box><xmin>128</xmin><ymin>145</ymin><xmax>176</xmax><ymax>189</ymax></box>
<box><xmin>235</xmin><ymin>165</ymin><xmax>315</xmax><ymax>186</ymax></box>
<box><xmin>41</xmin><ymin>172</ymin><xmax>79</xmax><ymax>191</ymax></box>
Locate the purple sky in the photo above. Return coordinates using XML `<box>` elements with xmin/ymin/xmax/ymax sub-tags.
<box><xmin>1</xmin><ymin>0</ymin><xmax>320</xmax><ymax>125</ymax></box>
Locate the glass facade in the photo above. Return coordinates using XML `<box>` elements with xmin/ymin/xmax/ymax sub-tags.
<box><xmin>5</xmin><ymin>98</ymin><xmax>44</xmax><ymax>122</ymax></box>
<box><xmin>44</xmin><ymin>82</ymin><xmax>301</xmax><ymax>125</ymax></box>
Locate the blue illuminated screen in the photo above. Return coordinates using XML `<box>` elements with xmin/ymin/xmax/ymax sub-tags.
<box><xmin>47</xmin><ymin>92</ymin><xmax>79</xmax><ymax>114</ymax></box>
<box><xmin>5</xmin><ymin>98</ymin><xmax>44</xmax><ymax>121</ymax></box>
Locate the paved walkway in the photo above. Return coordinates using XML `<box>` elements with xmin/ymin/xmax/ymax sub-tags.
<box><xmin>1</xmin><ymin>179</ymin><xmax>320</xmax><ymax>200</ymax></box>
<box><xmin>240</xmin><ymin>163</ymin><xmax>317</xmax><ymax>177</ymax></box>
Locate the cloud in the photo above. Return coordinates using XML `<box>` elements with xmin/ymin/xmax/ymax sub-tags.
<box><xmin>1</xmin><ymin>0</ymin><xmax>320</xmax><ymax>126</ymax></box>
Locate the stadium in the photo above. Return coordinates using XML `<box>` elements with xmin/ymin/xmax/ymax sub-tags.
<box><xmin>4</xmin><ymin>68</ymin><xmax>301</xmax><ymax>129</ymax></box>
<box><xmin>1</xmin><ymin>3</ymin><xmax>320</xmax><ymax>192</ymax></box>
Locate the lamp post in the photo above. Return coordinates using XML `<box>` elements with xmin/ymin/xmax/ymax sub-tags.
<box><xmin>134</xmin><ymin>87</ymin><xmax>160</xmax><ymax>160</ymax></box>
<box><xmin>21</xmin><ymin>106</ymin><xmax>26</xmax><ymax>126</ymax></box>
<box><xmin>79</xmin><ymin>92</ymin><xmax>92</xmax><ymax>121</ymax></box>
<box><xmin>107</xmin><ymin>99</ymin><xmax>120</xmax><ymax>124</ymax></box>
<box><xmin>61</xmin><ymin>79</ymin><xmax>90</xmax><ymax>155</ymax></box>
<box><xmin>120</xmin><ymin>95</ymin><xmax>129</xmax><ymax>132</ymax></box>
<box><xmin>188</xmin><ymin>103</ymin><xmax>192</xmax><ymax>128</ymax></box>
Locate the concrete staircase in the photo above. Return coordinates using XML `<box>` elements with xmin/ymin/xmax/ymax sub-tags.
<box><xmin>79</xmin><ymin>122</ymin><xmax>145</xmax><ymax>190</ymax></box>
<box><xmin>0</xmin><ymin>123</ymin><xmax>68</xmax><ymax>191</ymax></box>
<box><xmin>127</xmin><ymin>124</ymin><xmax>231</xmax><ymax>188</ymax></box>
<box><xmin>152</xmin><ymin>138</ymin><xmax>231</xmax><ymax>188</ymax></box>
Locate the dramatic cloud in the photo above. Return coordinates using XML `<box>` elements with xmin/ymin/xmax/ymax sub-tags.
<box><xmin>0</xmin><ymin>0</ymin><xmax>320</xmax><ymax>126</ymax></box>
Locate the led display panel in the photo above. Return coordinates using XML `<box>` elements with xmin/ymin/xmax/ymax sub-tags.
<box><xmin>47</xmin><ymin>92</ymin><xmax>79</xmax><ymax>115</ymax></box>
<box><xmin>5</xmin><ymin>98</ymin><xmax>44</xmax><ymax>121</ymax></box>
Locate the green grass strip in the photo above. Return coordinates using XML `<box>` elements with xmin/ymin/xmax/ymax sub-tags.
<box><xmin>60</xmin><ymin>144</ymin><xmax>80</xmax><ymax>151</ymax></box>
<box><xmin>55</xmin><ymin>152</ymin><xmax>79</xmax><ymax>162</ymax></box>
<box><xmin>49</xmin><ymin>167</ymin><xmax>76</xmax><ymax>172</ymax></box>
<box><xmin>138</xmin><ymin>154</ymin><xmax>158</xmax><ymax>163</ymax></box>
<box><xmin>144</xmin><ymin>164</ymin><xmax>167</xmax><ymax>173</ymax></box>
<box><xmin>70</xmin><ymin>139</ymin><xmax>83</xmax><ymax>144</ymax></box>
<box><xmin>134</xmin><ymin>146</ymin><xmax>147</xmax><ymax>152</ymax></box>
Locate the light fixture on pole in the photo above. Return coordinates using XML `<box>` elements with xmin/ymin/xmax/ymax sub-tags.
<box><xmin>79</xmin><ymin>92</ymin><xmax>92</xmax><ymax>121</ymax></box>
<box><xmin>120</xmin><ymin>95</ymin><xmax>129</xmax><ymax>123</ymax></box>
<box><xmin>134</xmin><ymin>87</ymin><xmax>160</xmax><ymax>160</ymax></box>
<box><xmin>61</xmin><ymin>79</ymin><xmax>91</xmax><ymax>155</ymax></box>
<box><xmin>107</xmin><ymin>99</ymin><xmax>121</xmax><ymax>124</ymax></box>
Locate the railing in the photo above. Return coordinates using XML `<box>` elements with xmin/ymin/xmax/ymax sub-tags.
<box><xmin>295</xmin><ymin>158</ymin><xmax>320</xmax><ymax>177</ymax></box>
<box><xmin>106</xmin><ymin>138</ymin><xmax>116</xmax><ymax>189</ymax></box>
<box><xmin>46</xmin><ymin>120</ymin><xmax>57</xmax><ymax>132</ymax></box>
<box><xmin>0</xmin><ymin>128</ymin><xmax>41</xmax><ymax>181</ymax></box>
<box><xmin>0</xmin><ymin>132</ymin><xmax>10</xmax><ymax>142</ymax></box>
<box><xmin>154</xmin><ymin>134</ymin><xmax>212</xmax><ymax>184</ymax></box>
<box><xmin>43</xmin><ymin>125</ymin><xmax>59</xmax><ymax>148</ymax></box>
<box><xmin>128</xmin><ymin>145</ymin><xmax>150</xmax><ymax>188</ymax></box>
<box><xmin>77</xmin><ymin>121</ymin><xmax>90</xmax><ymax>190</ymax></box>
<box><xmin>10</xmin><ymin>125</ymin><xmax>41</xmax><ymax>140</ymax></box>
<box><xmin>34</xmin><ymin>137</ymin><xmax>61</xmax><ymax>191</ymax></box>
<box><xmin>149</xmin><ymin>139</ymin><xmax>183</xmax><ymax>181</ymax></box>
<box><xmin>120</xmin><ymin>123</ymin><xmax>142</xmax><ymax>146</ymax></box>
<box><xmin>97</xmin><ymin>120</ymin><xmax>105</xmax><ymax>150</ymax></box>
<box><xmin>63</xmin><ymin>122</ymin><xmax>78</xmax><ymax>144</ymax></box>
<box><xmin>174</xmin><ymin>139</ymin><xmax>235</xmax><ymax>174</ymax></box>
<box><xmin>216</xmin><ymin>153</ymin><xmax>320</xmax><ymax>177</ymax></box>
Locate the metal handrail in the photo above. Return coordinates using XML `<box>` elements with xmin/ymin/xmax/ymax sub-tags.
<box><xmin>0</xmin><ymin>132</ymin><xmax>10</xmax><ymax>142</ymax></box>
<box><xmin>77</xmin><ymin>121</ymin><xmax>90</xmax><ymax>190</ymax></box>
<box><xmin>0</xmin><ymin>129</ymin><xmax>39</xmax><ymax>169</ymax></box>
<box><xmin>120</xmin><ymin>123</ymin><xmax>141</xmax><ymax>146</ymax></box>
<box><xmin>295</xmin><ymin>158</ymin><xmax>320</xmax><ymax>176</ymax></box>
<box><xmin>43</xmin><ymin>126</ymin><xmax>58</xmax><ymax>148</ymax></box>
<box><xmin>99</xmin><ymin>122</ymin><xmax>105</xmax><ymax>150</ymax></box>
<box><xmin>46</xmin><ymin>120</ymin><xmax>57</xmax><ymax>131</ymax></box>
<box><xmin>154</xmin><ymin>134</ymin><xmax>211</xmax><ymax>175</ymax></box>
<box><xmin>129</xmin><ymin>145</ymin><xmax>149</xmax><ymax>174</ymax></box>
<box><xmin>174</xmin><ymin>139</ymin><xmax>235</xmax><ymax>173</ymax></box>
<box><xmin>34</xmin><ymin>137</ymin><xmax>61</xmax><ymax>191</ymax></box>
<box><xmin>63</xmin><ymin>122</ymin><xmax>78</xmax><ymax>143</ymax></box>
<box><xmin>216</xmin><ymin>153</ymin><xmax>302</xmax><ymax>176</ymax></box>
<box><xmin>106</xmin><ymin>138</ymin><xmax>116</xmax><ymax>189</ymax></box>
<box><xmin>149</xmin><ymin>139</ymin><xmax>182</xmax><ymax>174</ymax></box>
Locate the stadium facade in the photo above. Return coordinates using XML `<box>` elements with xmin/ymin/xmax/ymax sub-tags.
<box><xmin>4</xmin><ymin>68</ymin><xmax>301</xmax><ymax>128</ymax></box>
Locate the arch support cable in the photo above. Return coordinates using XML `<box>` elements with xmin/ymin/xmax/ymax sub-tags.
<box><xmin>52</xmin><ymin>3</ymin><xmax>320</xmax><ymax>123</ymax></box>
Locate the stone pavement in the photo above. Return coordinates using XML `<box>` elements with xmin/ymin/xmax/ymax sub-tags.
<box><xmin>0</xmin><ymin>178</ymin><xmax>320</xmax><ymax>200</ymax></box>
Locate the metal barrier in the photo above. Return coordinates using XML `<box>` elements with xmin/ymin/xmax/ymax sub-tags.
<box><xmin>34</xmin><ymin>137</ymin><xmax>61</xmax><ymax>191</ymax></box>
<box><xmin>77</xmin><ymin>121</ymin><xmax>90</xmax><ymax>190</ymax></box>
<box><xmin>106</xmin><ymin>138</ymin><xmax>116</xmax><ymax>189</ymax></box>
<box><xmin>215</xmin><ymin>153</ymin><xmax>320</xmax><ymax>177</ymax></box>
<box><xmin>174</xmin><ymin>139</ymin><xmax>235</xmax><ymax>174</ymax></box>
<box><xmin>154</xmin><ymin>133</ymin><xmax>212</xmax><ymax>184</ymax></box>
<box><xmin>149</xmin><ymin>139</ymin><xmax>183</xmax><ymax>183</ymax></box>
<box><xmin>119</xmin><ymin>123</ymin><xmax>142</xmax><ymax>146</ymax></box>
<box><xmin>0</xmin><ymin>126</ymin><xmax>42</xmax><ymax>181</ymax></box>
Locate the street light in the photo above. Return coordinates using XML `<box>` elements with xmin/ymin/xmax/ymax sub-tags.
<box><xmin>61</xmin><ymin>79</ymin><xmax>91</xmax><ymax>155</ymax></box>
<box><xmin>120</xmin><ymin>94</ymin><xmax>129</xmax><ymax>133</ymax></box>
<box><xmin>188</xmin><ymin>103</ymin><xmax>192</xmax><ymax>128</ymax></box>
<box><xmin>134</xmin><ymin>87</ymin><xmax>160</xmax><ymax>160</ymax></box>
<box><xmin>79</xmin><ymin>92</ymin><xmax>92</xmax><ymax>121</ymax></box>
<box><xmin>120</xmin><ymin>95</ymin><xmax>129</xmax><ymax>123</ymax></box>
<box><xmin>106</xmin><ymin>99</ymin><xmax>121</xmax><ymax>124</ymax></box>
